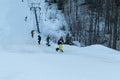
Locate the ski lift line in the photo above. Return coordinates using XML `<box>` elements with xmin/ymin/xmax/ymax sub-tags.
<box><xmin>29</xmin><ymin>3</ymin><xmax>41</xmax><ymax>11</ymax></box>
<box><xmin>26</xmin><ymin>0</ymin><xmax>41</xmax><ymax>33</ymax></box>
<box><xmin>31</xmin><ymin>11</ymin><xmax>37</xmax><ymax>31</ymax></box>
<box><xmin>26</xmin><ymin>0</ymin><xmax>35</xmax><ymax>31</ymax></box>
<box><xmin>31</xmin><ymin>3</ymin><xmax>40</xmax><ymax>7</ymax></box>
<box><xmin>30</xmin><ymin>7</ymin><xmax>41</xmax><ymax>11</ymax></box>
<box><xmin>30</xmin><ymin>6</ymin><xmax>41</xmax><ymax>33</ymax></box>
<box><xmin>26</xmin><ymin>0</ymin><xmax>41</xmax><ymax>7</ymax></box>
<box><xmin>30</xmin><ymin>7</ymin><xmax>41</xmax><ymax>33</ymax></box>
<box><xmin>26</xmin><ymin>0</ymin><xmax>43</xmax><ymax>34</ymax></box>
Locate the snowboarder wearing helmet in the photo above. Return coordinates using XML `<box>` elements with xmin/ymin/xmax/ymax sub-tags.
<box><xmin>38</xmin><ymin>35</ymin><xmax>41</xmax><ymax>45</ymax></box>
<box><xmin>56</xmin><ymin>36</ymin><xmax>64</xmax><ymax>52</ymax></box>
<box><xmin>46</xmin><ymin>35</ymin><xmax>51</xmax><ymax>46</ymax></box>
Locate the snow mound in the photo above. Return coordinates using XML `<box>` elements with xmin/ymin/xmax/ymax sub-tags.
<box><xmin>86</xmin><ymin>44</ymin><xmax>120</xmax><ymax>54</ymax></box>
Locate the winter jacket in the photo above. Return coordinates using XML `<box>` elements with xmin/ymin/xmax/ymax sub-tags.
<box><xmin>58</xmin><ymin>38</ymin><xmax>64</xmax><ymax>45</ymax></box>
<box><xmin>46</xmin><ymin>36</ymin><xmax>50</xmax><ymax>43</ymax></box>
<box><xmin>38</xmin><ymin>35</ymin><xmax>41</xmax><ymax>41</ymax></box>
<box><xmin>58</xmin><ymin>44</ymin><xmax>63</xmax><ymax>50</ymax></box>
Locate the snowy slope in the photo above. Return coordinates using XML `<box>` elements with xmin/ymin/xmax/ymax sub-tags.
<box><xmin>0</xmin><ymin>0</ymin><xmax>31</xmax><ymax>45</ymax></box>
<box><xmin>0</xmin><ymin>0</ymin><xmax>120</xmax><ymax>80</ymax></box>
<box><xmin>0</xmin><ymin>43</ymin><xmax>120</xmax><ymax>80</ymax></box>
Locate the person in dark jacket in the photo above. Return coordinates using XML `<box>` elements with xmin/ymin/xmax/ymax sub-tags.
<box><xmin>46</xmin><ymin>35</ymin><xmax>50</xmax><ymax>46</ymax></box>
<box><xmin>31</xmin><ymin>30</ymin><xmax>35</xmax><ymax>38</ymax></box>
<box><xmin>38</xmin><ymin>35</ymin><xmax>41</xmax><ymax>45</ymax></box>
<box><xmin>56</xmin><ymin>36</ymin><xmax>64</xmax><ymax>52</ymax></box>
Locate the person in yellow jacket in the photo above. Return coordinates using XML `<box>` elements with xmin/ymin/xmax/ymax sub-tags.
<box><xmin>56</xmin><ymin>36</ymin><xmax>64</xmax><ymax>52</ymax></box>
<box><xmin>58</xmin><ymin>44</ymin><xmax>63</xmax><ymax>51</ymax></box>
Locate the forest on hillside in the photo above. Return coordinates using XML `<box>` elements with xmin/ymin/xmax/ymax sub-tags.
<box><xmin>46</xmin><ymin>0</ymin><xmax>120</xmax><ymax>50</ymax></box>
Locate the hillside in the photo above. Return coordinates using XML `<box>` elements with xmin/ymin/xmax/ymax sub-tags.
<box><xmin>0</xmin><ymin>0</ymin><xmax>120</xmax><ymax>80</ymax></box>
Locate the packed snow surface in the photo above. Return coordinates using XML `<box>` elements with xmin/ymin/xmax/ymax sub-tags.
<box><xmin>0</xmin><ymin>0</ymin><xmax>120</xmax><ymax>80</ymax></box>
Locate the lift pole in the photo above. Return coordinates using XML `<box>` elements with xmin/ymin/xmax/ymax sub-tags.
<box><xmin>30</xmin><ymin>3</ymin><xmax>41</xmax><ymax>33</ymax></box>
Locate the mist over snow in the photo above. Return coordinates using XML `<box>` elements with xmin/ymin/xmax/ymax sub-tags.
<box><xmin>0</xmin><ymin>0</ymin><xmax>120</xmax><ymax>80</ymax></box>
<box><xmin>0</xmin><ymin>0</ymin><xmax>31</xmax><ymax>45</ymax></box>
<box><xmin>0</xmin><ymin>0</ymin><xmax>67</xmax><ymax>45</ymax></box>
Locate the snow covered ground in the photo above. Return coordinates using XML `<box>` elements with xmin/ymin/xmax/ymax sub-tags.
<box><xmin>0</xmin><ymin>43</ymin><xmax>120</xmax><ymax>80</ymax></box>
<box><xmin>0</xmin><ymin>0</ymin><xmax>120</xmax><ymax>80</ymax></box>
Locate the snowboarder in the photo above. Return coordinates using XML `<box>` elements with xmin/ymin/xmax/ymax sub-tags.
<box><xmin>46</xmin><ymin>35</ymin><xmax>50</xmax><ymax>46</ymax></box>
<box><xmin>31</xmin><ymin>30</ymin><xmax>35</xmax><ymax>38</ymax></box>
<box><xmin>56</xmin><ymin>36</ymin><xmax>64</xmax><ymax>52</ymax></box>
<box><xmin>38</xmin><ymin>35</ymin><xmax>41</xmax><ymax>45</ymax></box>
